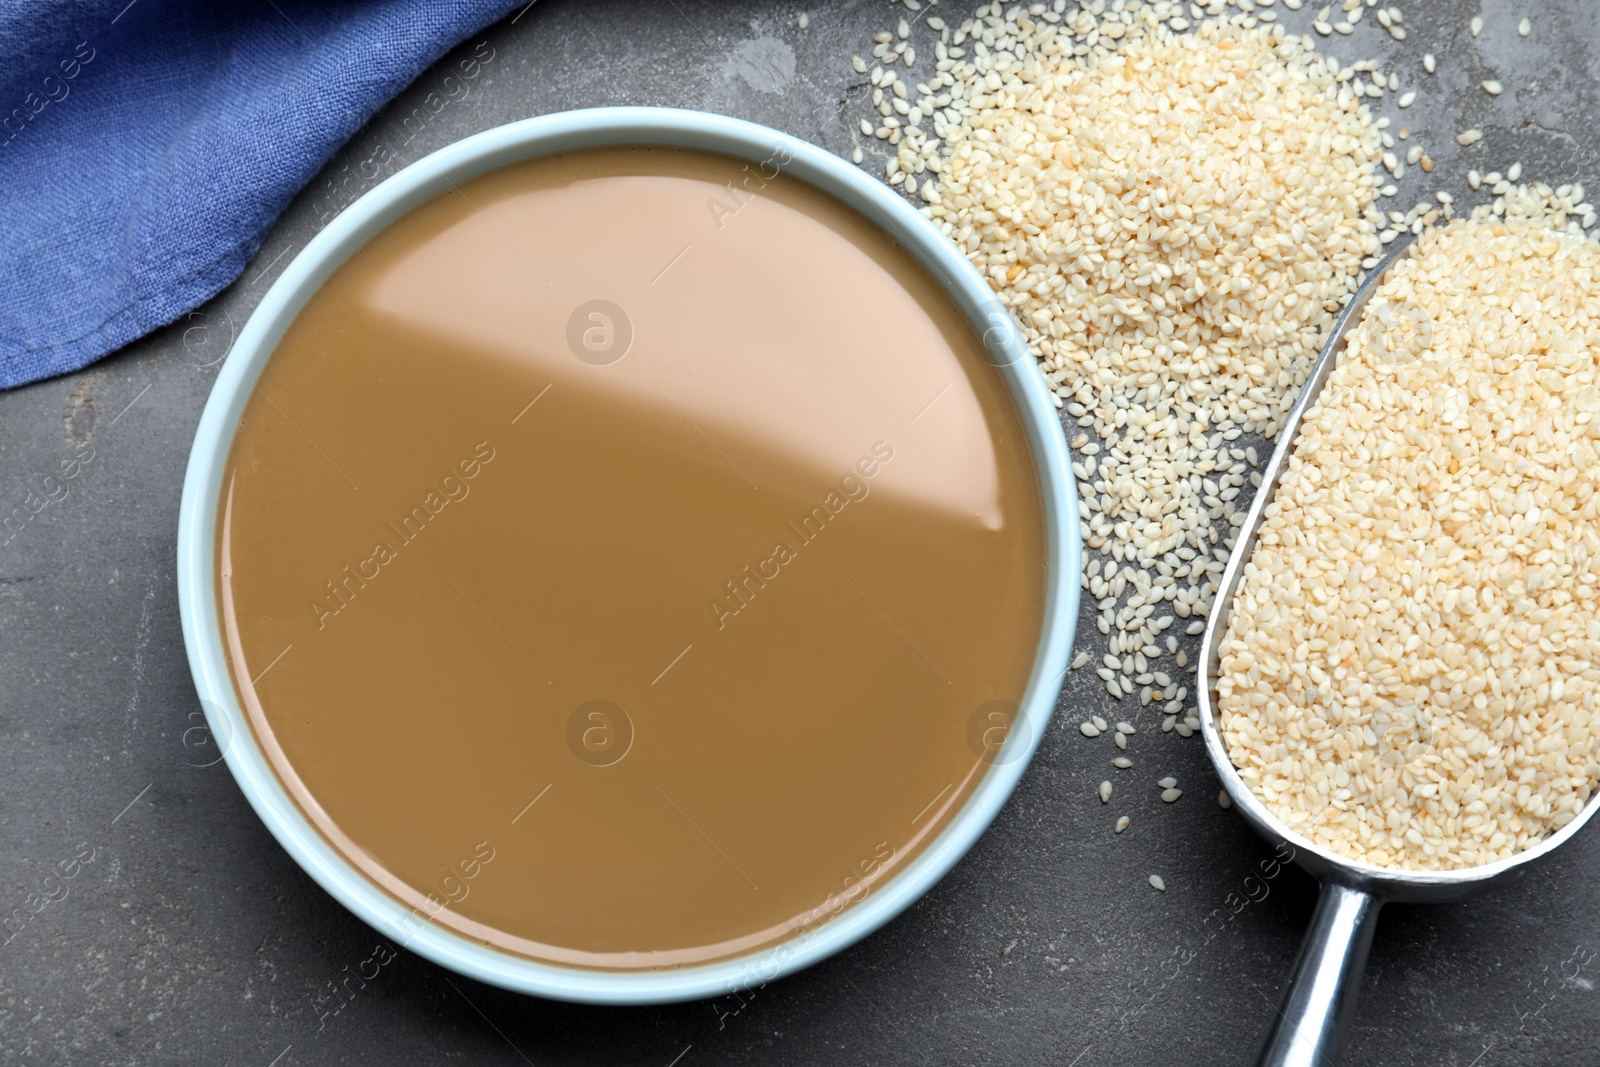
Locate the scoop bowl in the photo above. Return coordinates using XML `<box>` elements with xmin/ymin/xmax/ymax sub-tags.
<box><xmin>1196</xmin><ymin>239</ymin><xmax>1600</xmax><ymax>1067</ymax></box>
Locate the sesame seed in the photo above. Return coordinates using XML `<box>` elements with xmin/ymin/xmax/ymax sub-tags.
<box><xmin>1423</xmin><ymin>53</ymin><xmax>1436</xmax><ymax>74</ymax></box>
<box><xmin>1218</xmin><ymin>790</ymin><xmax>1234</xmax><ymax>810</ymax></box>
<box><xmin>1457</xmin><ymin>129</ymin><xmax>1484</xmax><ymax>146</ymax></box>
<box><xmin>1398</xmin><ymin>91</ymin><xmax>1416</xmax><ymax>108</ymax></box>
<box><xmin>1518</xmin><ymin>17</ymin><xmax>1531</xmax><ymax>37</ymax></box>
<box><xmin>1157</xmin><ymin>777</ymin><xmax>1178</xmax><ymax>789</ymax></box>
<box><xmin>1148</xmin><ymin>874</ymin><xmax>1166</xmax><ymax>891</ymax></box>
<box><xmin>1115</xmin><ymin>816</ymin><xmax>1131</xmax><ymax>834</ymax></box>
<box><xmin>1161</xmin><ymin>788</ymin><xmax>1183</xmax><ymax>803</ymax></box>
<box><xmin>1481</xmin><ymin>80</ymin><xmax>1504</xmax><ymax>96</ymax></box>
<box><xmin>1470</xmin><ymin>14</ymin><xmax>1483</xmax><ymax>36</ymax></box>
<box><xmin>1099</xmin><ymin>781</ymin><xmax>1113</xmax><ymax>804</ymax></box>
<box><xmin>1114</xmin><ymin>756</ymin><xmax>1134</xmax><ymax>769</ymax></box>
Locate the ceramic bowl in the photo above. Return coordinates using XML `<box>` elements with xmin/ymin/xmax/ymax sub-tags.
<box><xmin>176</xmin><ymin>107</ymin><xmax>1081</xmax><ymax>1004</ymax></box>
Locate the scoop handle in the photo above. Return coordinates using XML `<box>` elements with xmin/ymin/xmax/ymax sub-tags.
<box><xmin>1255</xmin><ymin>881</ymin><xmax>1382</xmax><ymax>1067</ymax></box>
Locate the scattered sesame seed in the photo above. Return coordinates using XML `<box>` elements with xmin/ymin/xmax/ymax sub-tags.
<box><xmin>1518</xmin><ymin>17</ymin><xmax>1531</xmax><ymax>37</ymax></box>
<box><xmin>1099</xmin><ymin>781</ymin><xmax>1114</xmax><ymax>804</ymax></box>
<box><xmin>1115</xmin><ymin>816</ymin><xmax>1131</xmax><ymax>834</ymax></box>
<box><xmin>1161</xmin><ymin>788</ymin><xmax>1184</xmax><ymax>803</ymax></box>
<box><xmin>1423</xmin><ymin>53</ymin><xmax>1436</xmax><ymax>74</ymax></box>
<box><xmin>1397</xmin><ymin>90</ymin><xmax>1416</xmax><ymax>108</ymax></box>
<box><xmin>1218</xmin><ymin>790</ymin><xmax>1234</xmax><ymax>810</ymax></box>
<box><xmin>798</xmin><ymin>12</ymin><xmax>809</xmax><ymax>29</ymax></box>
<box><xmin>1149</xmin><ymin>874</ymin><xmax>1167</xmax><ymax>891</ymax></box>
<box><xmin>1470</xmin><ymin>14</ymin><xmax>1483</xmax><ymax>36</ymax></box>
<box><xmin>1481</xmin><ymin>80</ymin><xmax>1503</xmax><ymax>96</ymax></box>
<box><xmin>1080</xmin><ymin>721</ymin><xmax>1102</xmax><ymax>738</ymax></box>
<box><xmin>1457</xmin><ymin>128</ymin><xmax>1484</xmax><ymax>146</ymax></box>
<box><xmin>1157</xmin><ymin>777</ymin><xmax>1178</xmax><ymax>789</ymax></box>
<box><xmin>1113</xmin><ymin>756</ymin><xmax>1134</xmax><ymax>769</ymax></box>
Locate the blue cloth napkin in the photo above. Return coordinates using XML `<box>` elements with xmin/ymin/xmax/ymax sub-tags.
<box><xmin>0</xmin><ymin>0</ymin><xmax>522</xmax><ymax>389</ymax></box>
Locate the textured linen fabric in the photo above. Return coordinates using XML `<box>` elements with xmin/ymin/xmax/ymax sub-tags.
<box><xmin>0</xmin><ymin>0</ymin><xmax>521</xmax><ymax>389</ymax></box>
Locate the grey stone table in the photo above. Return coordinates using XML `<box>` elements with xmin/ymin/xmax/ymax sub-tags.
<box><xmin>2</xmin><ymin>1</ymin><xmax>1596</xmax><ymax>1064</ymax></box>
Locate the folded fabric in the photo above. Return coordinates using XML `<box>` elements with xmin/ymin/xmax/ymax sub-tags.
<box><xmin>0</xmin><ymin>0</ymin><xmax>522</xmax><ymax>389</ymax></box>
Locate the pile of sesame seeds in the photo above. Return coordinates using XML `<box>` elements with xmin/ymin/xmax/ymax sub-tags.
<box><xmin>1218</xmin><ymin>191</ymin><xmax>1600</xmax><ymax>870</ymax></box>
<box><xmin>850</xmin><ymin>0</ymin><xmax>1391</xmax><ymax>747</ymax></box>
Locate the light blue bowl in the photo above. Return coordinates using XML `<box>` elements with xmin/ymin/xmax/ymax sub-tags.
<box><xmin>176</xmin><ymin>107</ymin><xmax>1081</xmax><ymax>1005</ymax></box>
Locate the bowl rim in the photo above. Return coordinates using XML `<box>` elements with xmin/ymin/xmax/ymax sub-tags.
<box><xmin>175</xmin><ymin>106</ymin><xmax>1081</xmax><ymax>1004</ymax></box>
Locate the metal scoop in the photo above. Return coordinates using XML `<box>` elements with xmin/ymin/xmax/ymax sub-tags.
<box><xmin>1195</xmin><ymin>240</ymin><xmax>1600</xmax><ymax>1067</ymax></box>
